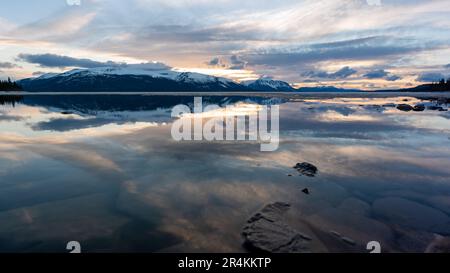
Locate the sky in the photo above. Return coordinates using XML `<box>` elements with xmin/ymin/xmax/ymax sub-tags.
<box><xmin>1</xmin><ymin>0</ymin><xmax>450</xmax><ymax>89</ymax></box>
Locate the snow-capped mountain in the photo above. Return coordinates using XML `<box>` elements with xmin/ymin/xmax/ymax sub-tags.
<box><xmin>19</xmin><ymin>64</ymin><xmax>252</xmax><ymax>92</ymax></box>
<box><xmin>18</xmin><ymin>64</ymin><xmax>361</xmax><ymax>92</ymax></box>
<box><xmin>241</xmin><ymin>77</ymin><xmax>296</xmax><ymax>92</ymax></box>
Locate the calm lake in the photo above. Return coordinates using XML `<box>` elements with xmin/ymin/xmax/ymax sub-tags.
<box><xmin>0</xmin><ymin>94</ymin><xmax>450</xmax><ymax>253</ymax></box>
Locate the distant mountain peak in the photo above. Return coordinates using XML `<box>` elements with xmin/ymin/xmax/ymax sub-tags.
<box><xmin>241</xmin><ymin>77</ymin><xmax>295</xmax><ymax>92</ymax></box>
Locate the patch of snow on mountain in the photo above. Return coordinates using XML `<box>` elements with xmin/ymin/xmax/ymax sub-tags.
<box><xmin>242</xmin><ymin>77</ymin><xmax>293</xmax><ymax>90</ymax></box>
<box><xmin>35</xmin><ymin>73</ymin><xmax>60</xmax><ymax>80</ymax></box>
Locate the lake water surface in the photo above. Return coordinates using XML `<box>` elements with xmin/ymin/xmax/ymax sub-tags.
<box><xmin>0</xmin><ymin>94</ymin><xmax>450</xmax><ymax>253</ymax></box>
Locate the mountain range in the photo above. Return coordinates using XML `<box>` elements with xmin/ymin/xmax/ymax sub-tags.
<box><xmin>17</xmin><ymin>64</ymin><xmax>356</xmax><ymax>92</ymax></box>
<box><xmin>17</xmin><ymin>64</ymin><xmax>448</xmax><ymax>93</ymax></box>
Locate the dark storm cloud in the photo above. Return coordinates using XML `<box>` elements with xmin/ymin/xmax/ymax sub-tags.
<box><xmin>244</xmin><ymin>37</ymin><xmax>422</xmax><ymax>66</ymax></box>
<box><xmin>302</xmin><ymin>66</ymin><xmax>357</xmax><ymax>79</ymax></box>
<box><xmin>17</xmin><ymin>53</ymin><xmax>121</xmax><ymax>68</ymax></box>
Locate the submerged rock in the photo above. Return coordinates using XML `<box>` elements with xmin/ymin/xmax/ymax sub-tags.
<box><xmin>330</xmin><ymin>230</ymin><xmax>341</xmax><ymax>238</ymax></box>
<box><xmin>426</xmin><ymin>235</ymin><xmax>450</xmax><ymax>253</ymax></box>
<box><xmin>395</xmin><ymin>228</ymin><xmax>450</xmax><ymax>253</ymax></box>
<box><xmin>242</xmin><ymin>202</ymin><xmax>313</xmax><ymax>253</ymax></box>
<box><xmin>341</xmin><ymin>237</ymin><xmax>356</xmax><ymax>246</ymax></box>
<box><xmin>330</xmin><ymin>231</ymin><xmax>356</xmax><ymax>246</ymax></box>
<box><xmin>302</xmin><ymin>188</ymin><xmax>310</xmax><ymax>195</ymax></box>
<box><xmin>293</xmin><ymin>162</ymin><xmax>318</xmax><ymax>177</ymax></box>
<box><xmin>373</xmin><ymin>197</ymin><xmax>450</xmax><ymax>235</ymax></box>
<box><xmin>397</xmin><ymin>104</ymin><xmax>414</xmax><ymax>112</ymax></box>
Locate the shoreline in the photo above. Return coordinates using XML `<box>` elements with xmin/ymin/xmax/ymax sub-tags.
<box><xmin>1</xmin><ymin>91</ymin><xmax>450</xmax><ymax>99</ymax></box>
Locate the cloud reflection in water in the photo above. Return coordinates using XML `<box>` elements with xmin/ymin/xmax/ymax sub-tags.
<box><xmin>0</xmin><ymin>95</ymin><xmax>449</xmax><ymax>252</ymax></box>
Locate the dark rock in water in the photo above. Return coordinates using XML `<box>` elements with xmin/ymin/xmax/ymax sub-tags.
<box><xmin>293</xmin><ymin>162</ymin><xmax>318</xmax><ymax>177</ymax></box>
<box><xmin>242</xmin><ymin>202</ymin><xmax>313</xmax><ymax>253</ymax></box>
<box><xmin>302</xmin><ymin>188</ymin><xmax>310</xmax><ymax>195</ymax></box>
<box><xmin>413</xmin><ymin>104</ymin><xmax>425</xmax><ymax>112</ymax></box>
<box><xmin>397</xmin><ymin>104</ymin><xmax>413</xmax><ymax>112</ymax></box>
<box><xmin>287</xmin><ymin>174</ymin><xmax>293</xmax><ymax>177</ymax></box>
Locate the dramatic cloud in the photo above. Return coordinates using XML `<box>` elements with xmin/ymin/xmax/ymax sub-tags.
<box><xmin>207</xmin><ymin>57</ymin><xmax>221</xmax><ymax>66</ymax></box>
<box><xmin>416</xmin><ymin>73</ymin><xmax>447</xmax><ymax>83</ymax></box>
<box><xmin>363</xmin><ymin>69</ymin><xmax>389</xmax><ymax>79</ymax></box>
<box><xmin>17</xmin><ymin>53</ymin><xmax>121</xmax><ymax>69</ymax></box>
<box><xmin>17</xmin><ymin>53</ymin><xmax>172</xmax><ymax>73</ymax></box>
<box><xmin>245</xmin><ymin>36</ymin><xmax>425</xmax><ymax>67</ymax></box>
<box><xmin>302</xmin><ymin>67</ymin><xmax>357</xmax><ymax>80</ymax></box>
<box><xmin>363</xmin><ymin>69</ymin><xmax>401</xmax><ymax>81</ymax></box>
<box><xmin>206</xmin><ymin>55</ymin><xmax>247</xmax><ymax>70</ymax></box>
<box><xmin>229</xmin><ymin>55</ymin><xmax>247</xmax><ymax>70</ymax></box>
